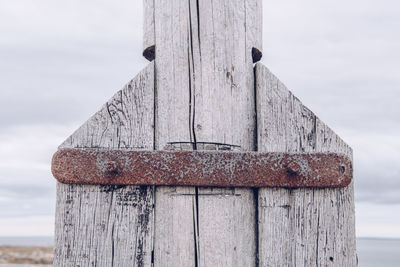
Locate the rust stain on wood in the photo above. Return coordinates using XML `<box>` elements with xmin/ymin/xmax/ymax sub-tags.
<box><xmin>51</xmin><ymin>148</ymin><xmax>352</xmax><ymax>188</ymax></box>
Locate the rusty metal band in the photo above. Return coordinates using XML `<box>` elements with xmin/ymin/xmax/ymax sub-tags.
<box><xmin>51</xmin><ymin>148</ymin><xmax>352</xmax><ymax>188</ymax></box>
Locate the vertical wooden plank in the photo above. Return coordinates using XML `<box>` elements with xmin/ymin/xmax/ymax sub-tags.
<box><xmin>195</xmin><ymin>2</ymin><xmax>257</xmax><ymax>265</ymax></box>
<box><xmin>55</xmin><ymin>185</ymin><xmax>154</xmax><ymax>267</ymax></box>
<box><xmin>153</xmin><ymin>0</ymin><xmax>197</xmax><ymax>266</ymax></box>
<box><xmin>154</xmin><ymin>186</ymin><xmax>197</xmax><ymax>266</ymax></box>
<box><xmin>195</xmin><ymin>0</ymin><xmax>255</xmax><ymax>148</ymax></box>
<box><xmin>246</xmin><ymin>0</ymin><xmax>263</xmax><ymax>59</ymax></box>
<box><xmin>153</xmin><ymin>0</ymin><xmax>261</xmax><ymax>265</ymax></box>
<box><xmin>256</xmin><ymin>63</ymin><xmax>356</xmax><ymax>267</ymax></box>
<box><xmin>154</xmin><ymin>0</ymin><xmax>192</xmax><ymax>149</ymax></box>
<box><xmin>198</xmin><ymin>187</ymin><xmax>256</xmax><ymax>267</ymax></box>
<box><xmin>54</xmin><ymin>63</ymin><xmax>155</xmax><ymax>267</ymax></box>
<box><xmin>258</xmin><ymin>188</ymin><xmax>291</xmax><ymax>266</ymax></box>
<box><xmin>143</xmin><ymin>0</ymin><xmax>155</xmax><ymax>61</ymax></box>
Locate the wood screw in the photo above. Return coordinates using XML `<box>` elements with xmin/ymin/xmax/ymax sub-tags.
<box><xmin>287</xmin><ymin>161</ymin><xmax>300</xmax><ymax>175</ymax></box>
<box><xmin>106</xmin><ymin>161</ymin><xmax>119</xmax><ymax>174</ymax></box>
<box><xmin>339</xmin><ymin>165</ymin><xmax>346</xmax><ymax>174</ymax></box>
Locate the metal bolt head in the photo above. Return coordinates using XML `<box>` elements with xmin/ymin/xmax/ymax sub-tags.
<box><xmin>106</xmin><ymin>161</ymin><xmax>119</xmax><ymax>174</ymax></box>
<box><xmin>287</xmin><ymin>161</ymin><xmax>300</xmax><ymax>175</ymax></box>
<box><xmin>339</xmin><ymin>165</ymin><xmax>346</xmax><ymax>174</ymax></box>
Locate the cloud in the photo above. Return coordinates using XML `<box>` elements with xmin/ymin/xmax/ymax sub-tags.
<box><xmin>0</xmin><ymin>41</ymin><xmax>147</xmax><ymax>127</ymax></box>
<box><xmin>356</xmin><ymin>202</ymin><xmax>400</xmax><ymax>238</ymax></box>
<box><xmin>349</xmin><ymin>132</ymin><xmax>400</xmax><ymax>204</ymax></box>
<box><xmin>0</xmin><ymin>125</ymin><xmax>67</xmax><ymax>218</ymax></box>
<box><xmin>263</xmin><ymin>0</ymin><xmax>400</xmax><ymax>136</ymax></box>
<box><xmin>0</xmin><ymin>0</ymin><xmax>148</xmax><ymax>129</ymax></box>
<box><xmin>0</xmin><ymin>216</ymin><xmax>54</xmax><ymax>236</ymax></box>
<box><xmin>0</xmin><ymin>0</ymin><xmax>143</xmax><ymax>44</ymax></box>
<box><xmin>0</xmin><ymin>0</ymin><xmax>399</xmax><ymax>237</ymax></box>
<box><xmin>263</xmin><ymin>0</ymin><xmax>400</xmax><ymax>206</ymax></box>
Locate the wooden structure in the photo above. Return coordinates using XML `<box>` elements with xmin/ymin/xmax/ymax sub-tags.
<box><xmin>53</xmin><ymin>0</ymin><xmax>356</xmax><ymax>266</ymax></box>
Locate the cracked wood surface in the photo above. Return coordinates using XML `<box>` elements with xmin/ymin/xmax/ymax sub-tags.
<box><xmin>255</xmin><ymin>63</ymin><xmax>356</xmax><ymax>267</ymax></box>
<box><xmin>54</xmin><ymin>1</ymin><xmax>356</xmax><ymax>266</ymax></box>
<box><xmin>54</xmin><ymin>63</ymin><xmax>155</xmax><ymax>267</ymax></box>
<box><xmin>154</xmin><ymin>0</ymin><xmax>262</xmax><ymax>149</ymax></box>
<box><xmin>153</xmin><ymin>0</ymin><xmax>261</xmax><ymax>266</ymax></box>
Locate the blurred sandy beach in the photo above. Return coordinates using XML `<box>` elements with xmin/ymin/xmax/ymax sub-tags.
<box><xmin>0</xmin><ymin>237</ymin><xmax>52</xmax><ymax>266</ymax></box>
<box><xmin>0</xmin><ymin>237</ymin><xmax>399</xmax><ymax>266</ymax></box>
<box><xmin>0</xmin><ymin>246</ymin><xmax>52</xmax><ymax>266</ymax></box>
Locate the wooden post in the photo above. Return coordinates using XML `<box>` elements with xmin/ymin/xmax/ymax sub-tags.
<box><xmin>152</xmin><ymin>0</ymin><xmax>261</xmax><ymax>265</ymax></box>
<box><xmin>53</xmin><ymin>1</ymin><xmax>356</xmax><ymax>266</ymax></box>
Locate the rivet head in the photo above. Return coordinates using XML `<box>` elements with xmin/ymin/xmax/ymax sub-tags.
<box><xmin>339</xmin><ymin>165</ymin><xmax>346</xmax><ymax>174</ymax></box>
<box><xmin>106</xmin><ymin>161</ymin><xmax>119</xmax><ymax>174</ymax></box>
<box><xmin>287</xmin><ymin>161</ymin><xmax>300</xmax><ymax>175</ymax></box>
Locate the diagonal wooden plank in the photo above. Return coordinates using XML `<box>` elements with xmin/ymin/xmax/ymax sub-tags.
<box><xmin>54</xmin><ymin>62</ymin><xmax>155</xmax><ymax>267</ymax></box>
<box><xmin>256</xmin><ymin>62</ymin><xmax>356</xmax><ymax>267</ymax></box>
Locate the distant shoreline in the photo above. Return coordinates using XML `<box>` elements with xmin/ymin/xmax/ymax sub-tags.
<box><xmin>0</xmin><ymin>236</ymin><xmax>399</xmax><ymax>246</ymax></box>
<box><xmin>0</xmin><ymin>237</ymin><xmax>53</xmax><ymax>247</ymax></box>
<box><xmin>357</xmin><ymin>237</ymin><xmax>400</xmax><ymax>241</ymax></box>
<box><xmin>0</xmin><ymin>237</ymin><xmax>398</xmax><ymax>267</ymax></box>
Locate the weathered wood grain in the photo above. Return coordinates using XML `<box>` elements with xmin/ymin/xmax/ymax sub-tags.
<box><xmin>194</xmin><ymin>3</ymin><xmax>259</xmax><ymax>263</ymax></box>
<box><xmin>194</xmin><ymin>0</ymin><xmax>261</xmax><ymax>147</ymax></box>
<box><xmin>198</xmin><ymin>187</ymin><xmax>256</xmax><ymax>267</ymax></box>
<box><xmin>153</xmin><ymin>0</ymin><xmax>192</xmax><ymax>149</ymax></box>
<box><xmin>55</xmin><ymin>62</ymin><xmax>155</xmax><ymax>267</ymax></box>
<box><xmin>255</xmin><ymin>63</ymin><xmax>356</xmax><ymax>267</ymax></box>
<box><xmin>246</xmin><ymin>0</ymin><xmax>263</xmax><ymax>53</ymax></box>
<box><xmin>154</xmin><ymin>186</ymin><xmax>197</xmax><ymax>266</ymax></box>
<box><xmin>152</xmin><ymin>0</ymin><xmax>261</xmax><ymax>265</ymax></box>
<box><xmin>55</xmin><ymin>1</ymin><xmax>356</xmax><ymax>266</ymax></box>
<box><xmin>143</xmin><ymin>0</ymin><xmax>155</xmax><ymax>61</ymax></box>
<box><xmin>60</xmin><ymin>63</ymin><xmax>154</xmax><ymax>150</ymax></box>
<box><xmin>152</xmin><ymin>1</ymin><xmax>197</xmax><ymax>265</ymax></box>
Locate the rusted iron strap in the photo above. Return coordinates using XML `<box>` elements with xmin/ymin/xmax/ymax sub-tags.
<box><xmin>51</xmin><ymin>148</ymin><xmax>352</xmax><ymax>188</ymax></box>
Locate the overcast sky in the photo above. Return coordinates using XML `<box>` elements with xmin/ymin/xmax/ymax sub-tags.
<box><xmin>0</xmin><ymin>0</ymin><xmax>399</xmax><ymax>238</ymax></box>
